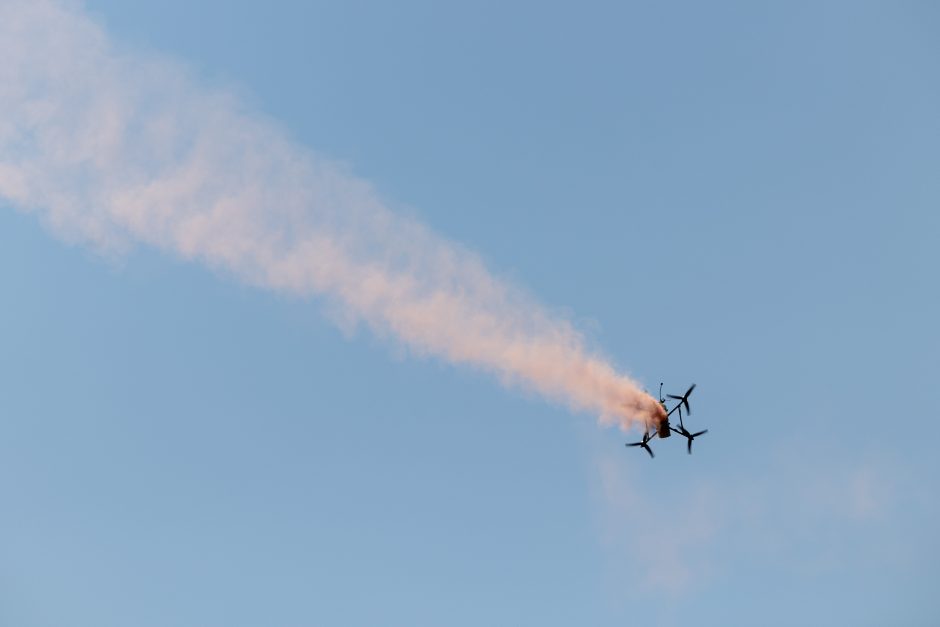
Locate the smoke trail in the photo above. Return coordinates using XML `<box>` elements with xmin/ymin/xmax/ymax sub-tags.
<box><xmin>0</xmin><ymin>0</ymin><xmax>665</xmax><ymax>429</ymax></box>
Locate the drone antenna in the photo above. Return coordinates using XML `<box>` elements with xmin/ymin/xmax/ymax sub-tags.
<box><xmin>659</xmin><ymin>382</ymin><xmax>664</xmax><ymax>403</ymax></box>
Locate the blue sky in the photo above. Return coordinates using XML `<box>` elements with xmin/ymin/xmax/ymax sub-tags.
<box><xmin>1</xmin><ymin>1</ymin><xmax>938</xmax><ymax>625</ymax></box>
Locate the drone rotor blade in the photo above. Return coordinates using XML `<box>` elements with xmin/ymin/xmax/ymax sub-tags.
<box><xmin>643</xmin><ymin>445</ymin><xmax>655</xmax><ymax>459</ymax></box>
<box><xmin>667</xmin><ymin>394</ymin><xmax>683</xmax><ymax>400</ymax></box>
<box><xmin>687</xmin><ymin>439</ymin><xmax>693</xmax><ymax>454</ymax></box>
<box><xmin>686</xmin><ymin>383</ymin><xmax>696</xmax><ymax>397</ymax></box>
<box><xmin>692</xmin><ymin>430</ymin><xmax>708</xmax><ymax>438</ymax></box>
<box><xmin>683</xmin><ymin>399</ymin><xmax>691</xmax><ymax>416</ymax></box>
<box><xmin>626</xmin><ymin>442</ymin><xmax>642</xmax><ymax>447</ymax></box>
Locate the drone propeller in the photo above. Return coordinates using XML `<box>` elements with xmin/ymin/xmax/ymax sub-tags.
<box><xmin>667</xmin><ymin>383</ymin><xmax>696</xmax><ymax>415</ymax></box>
<box><xmin>686</xmin><ymin>429</ymin><xmax>708</xmax><ymax>454</ymax></box>
<box><xmin>626</xmin><ymin>432</ymin><xmax>655</xmax><ymax>459</ymax></box>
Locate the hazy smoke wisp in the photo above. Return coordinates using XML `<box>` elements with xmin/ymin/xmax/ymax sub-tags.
<box><xmin>0</xmin><ymin>0</ymin><xmax>665</xmax><ymax>428</ymax></box>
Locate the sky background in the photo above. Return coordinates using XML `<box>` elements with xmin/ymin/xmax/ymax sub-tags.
<box><xmin>1</xmin><ymin>1</ymin><xmax>939</xmax><ymax>625</ymax></box>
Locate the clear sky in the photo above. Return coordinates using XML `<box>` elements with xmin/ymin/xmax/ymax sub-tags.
<box><xmin>1</xmin><ymin>1</ymin><xmax>938</xmax><ymax>625</ymax></box>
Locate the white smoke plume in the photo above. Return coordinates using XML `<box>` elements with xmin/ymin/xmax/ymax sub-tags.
<box><xmin>0</xmin><ymin>0</ymin><xmax>666</xmax><ymax>429</ymax></box>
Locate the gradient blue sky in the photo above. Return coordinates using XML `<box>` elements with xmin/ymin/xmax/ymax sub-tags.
<box><xmin>1</xmin><ymin>1</ymin><xmax>938</xmax><ymax>625</ymax></box>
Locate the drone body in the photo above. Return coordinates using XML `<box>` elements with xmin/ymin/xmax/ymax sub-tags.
<box><xmin>626</xmin><ymin>383</ymin><xmax>708</xmax><ymax>458</ymax></box>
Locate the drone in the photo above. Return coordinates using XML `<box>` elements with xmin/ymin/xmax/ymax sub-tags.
<box><xmin>625</xmin><ymin>383</ymin><xmax>708</xmax><ymax>458</ymax></box>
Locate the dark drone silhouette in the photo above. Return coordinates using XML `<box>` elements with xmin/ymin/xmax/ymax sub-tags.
<box><xmin>626</xmin><ymin>382</ymin><xmax>709</xmax><ymax>459</ymax></box>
